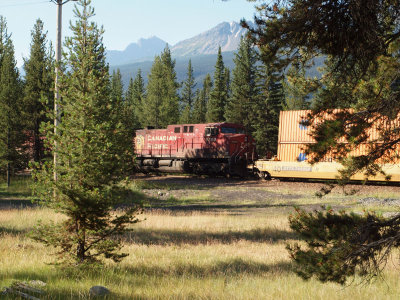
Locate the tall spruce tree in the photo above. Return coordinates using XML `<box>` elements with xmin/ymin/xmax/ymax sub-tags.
<box><xmin>180</xmin><ymin>59</ymin><xmax>196</xmax><ymax>123</ymax></box>
<box><xmin>31</xmin><ymin>0</ymin><xmax>140</xmax><ymax>264</ymax></box>
<box><xmin>125</xmin><ymin>69</ymin><xmax>145</xmax><ymax>128</ymax></box>
<box><xmin>253</xmin><ymin>67</ymin><xmax>285</xmax><ymax>157</ymax></box>
<box><xmin>143</xmin><ymin>45</ymin><xmax>180</xmax><ymax>128</ymax></box>
<box><xmin>23</xmin><ymin>19</ymin><xmax>54</xmax><ymax>163</ymax></box>
<box><xmin>192</xmin><ymin>74</ymin><xmax>212</xmax><ymax>123</ymax></box>
<box><xmin>111</xmin><ymin>68</ymin><xmax>123</xmax><ymax>103</ymax></box>
<box><xmin>224</xmin><ymin>67</ymin><xmax>231</xmax><ymax>100</ymax></box>
<box><xmin>225</xmin><ymin>37</ymin><xmax>259</xmax><ymax>132</ymax></box>
<box><xmin>0</xmin><ymin>16</ymin><xmax>24</xmax><ymax>186</ymax></box>
<box><xmin>282</xmin><ymin>58</ymin><xmax>317</xmax><ymax>110</ymax></box>
<box><xmin>247</xmin><ymin>0</ymin><xmax>400</xmax><ymax>283</ymax></box>
<box><xmin>142</xmin><ymin>56</ymin><xmax>163</xmax><ymax>128</ymax></box>
<box><xmin>206</xmin><ymin>47</ymin><xmax>228</xmax><ymax>122</ymax></box>
<box><xmin>160</xmin><ymin>45</ymin><xmax>180</xmax><ymax>126</ymax></box>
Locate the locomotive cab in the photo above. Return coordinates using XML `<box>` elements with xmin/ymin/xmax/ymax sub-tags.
<box><xmin>134</xmin><ymin>122</ymin><xmax>257</xmax><ymax>177</ymax></box>
<box><xmin>205</xmin><ymin>126</ymin><xmax>218</xmax><ymax>136</ymax></box>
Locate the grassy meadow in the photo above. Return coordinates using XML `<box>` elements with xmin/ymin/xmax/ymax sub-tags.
<box><xmin>1</xmin><ymin>176</ymin><xmax>400</xmax><ymax>299</ymax></box>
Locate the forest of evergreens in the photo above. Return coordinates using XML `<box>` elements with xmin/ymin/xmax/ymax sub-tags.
<box><xmin>0</xmin><ymin>0</ymin><xmax>400</xmax><ymax>286</ymax></box>
<box><xmin>0</xmin><ymin>11</ymin><xmax>316</xmax><ymax>185</ymax></box>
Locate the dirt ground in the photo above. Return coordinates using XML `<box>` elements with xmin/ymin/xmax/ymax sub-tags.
<box><xmin>136</xmin><ymin>175</ymin><xmax>400</xmax><ymax>215</ymax></box>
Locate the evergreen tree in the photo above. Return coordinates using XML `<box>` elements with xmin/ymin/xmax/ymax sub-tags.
<box><xmin>31</xmin><ymin>0</ymin><xmax>140</xmax><ymax>264</ymax></box>
<box><xmin>125</xmin><ymin>69</ymin><xmax>145</xmax><ymax>128</ymax></box>
<box><xmin>253</xmin><ymin>67</ymin><xmax>285</xmax><ymax>157</ymax></box>
<box><xmin>206</xmin><ymin>47</ymin><xmax>228</xmax><ymax>122</ymax></box>
<box><xmin>192</xmin><ymin>74</ymin><xmax>212</xmax><ymax>123</ymax></box>
<box><xmin>142</xmin><ymin>56</ymin><xmax>163</xmax><ymax>128</ymax></box>
<box><xmin>224</xmin><ymin>67</ymin><xmax>231</xmax><ymax>100</ymax></box>
<box><xmin>143</xmin><ymin>45</ymin><xmax>180</xmax><ymax>128</ymax></box>
<box><xmin>23</xmin><ymin>19</ymin><xmax>54</xmax><ymax>163</ymax></box>
<box><xmin>180</xmin><ymin>59</ymin><xmax>196</xmax><ymax>123</ymax></box>
<box><xmin>111</xmin><ymin>68</ymin><xmax>123</xmax><ymax>104</ymax></box>
<box><xmin>248</xmin><ymin>0</ymin><xmax>400</xmax><ymax>283</ymax></box>
<box><xmin>283</xmin><ymin>62</ymin><xmax>315</xmax><ymax>110</ymax></box>
<box><xmin>0</xmin><ymin>16</ymin><xmax>24</xmax><ymax>186</ymax></box>
<box><xmin>225</xmin><ymin>37</ymin><xmax>259</xmax><ymax>132</ymax></box>
<box><xmin>160</xmin><ymin>45</ymin><xmax>180</xmax><ymax>126</ymax></box>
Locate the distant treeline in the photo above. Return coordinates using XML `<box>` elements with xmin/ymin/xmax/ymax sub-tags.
<box><xmin>0</xmin><ymin>15</ymin><xmax>318</xmax><ymax>185</ymax></box>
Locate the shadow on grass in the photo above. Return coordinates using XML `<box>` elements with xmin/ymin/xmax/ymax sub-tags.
<box><xmin>145</xmin><ymin>201</ymin><xmax>298</xmax><ymax>212</ymax></box>
<box><xmin>132</xmin><ymin>176</ymin><xmax>262</xmax><ymax>190</ymax></box>
<box><xmin>0</xmin><ymin>190</ymin><xmax>31</xmax><ymax>197</ymax></box>
<box><xmin>0</xmin><ymin>198</ymin><xmax>36</xmax><ymax>209</ymax></box>
<box><xmin>123</xmin><ymin>227</ymin><xmax>299</xmax><ymax>245</ymax></box>
<box><xmin>0</xmin><ymin>226</ymin><xmax>28</xmax><ymax>236</ymax></box>
<box><xmin>0</xmin><ymin>259</ymin><xmax>293</xmax><ymax>299</ymax></box>
<box><xmin>121</xmin><ymin>258</ymin><xmax>293</xmax><ymax>278</ymax></box>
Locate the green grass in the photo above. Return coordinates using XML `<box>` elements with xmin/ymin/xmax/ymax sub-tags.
<box><xmin>0</xmin><ymin>176</ymin><xmax>33</xmax><ymax>199</ymax></box>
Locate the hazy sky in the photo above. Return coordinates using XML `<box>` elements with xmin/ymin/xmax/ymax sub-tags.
<box><xmin>0</xmin><ymin>0</ymin><xmax>257</xmax><ymax>66</ymax></box>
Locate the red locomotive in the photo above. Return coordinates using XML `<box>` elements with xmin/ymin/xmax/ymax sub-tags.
<box><xmin>134</xmin><ymin>123</ymin><xmax>257</xmax><ymax>176</ymax></box>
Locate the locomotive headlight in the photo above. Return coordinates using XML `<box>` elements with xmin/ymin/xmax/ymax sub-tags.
<box><xmin>245</xmin><ymin>136</ymin><xmax>248</xmax><ymax>142</ymax></box>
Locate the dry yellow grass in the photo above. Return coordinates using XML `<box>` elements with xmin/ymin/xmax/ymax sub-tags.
<box><xmin>1</xmin><ymin>177</ymin><xmax>400</xmax><ymax>299</ymax></box>
<box><xmin>1</xmin><ymin>207</ymin><xmax>400</xmax><ymax>299</ymax></box>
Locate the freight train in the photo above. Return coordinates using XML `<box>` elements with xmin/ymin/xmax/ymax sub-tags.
<box><xmin>134</xmin><ymin>111</ymin><xmax>400</xmax><ymax>182</ymax></box>
<box><xmin>253</xmin><ymin>110</ymin><xmax>400</xmax><ymax>182</ymax></box>
<box><xmin>134</xmin><ymin>123</ymin><xmax>257</xmax><ymax>177</ymax></box>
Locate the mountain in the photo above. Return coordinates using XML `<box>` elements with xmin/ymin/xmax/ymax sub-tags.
<box><xmin>110</xmin><ymin>52</ymin><xmax>236</xmax><ymax>90</ymax></box>
<box><xmin>171</xmin><ymin>21</ymin><xmax>249</xmax><ymax>57</ymax></box>
<box><xmin>106</xmin><ymin>21</ymin><xmax>249</xmax><ymax>66</ymax></box>
<box><xmin>107</xmin><ymin>36</ymin><xmax>167</xmax><ymax>66</ymax></box>
<box><xmin>107</xmin><ymin>21</ymin><xmax>248</xmax><ymax>89</ymax></box>
<box><xmin>107</xmin><ymin>21</ymin><xmax>323</xmax><ymax>92</ymax></box>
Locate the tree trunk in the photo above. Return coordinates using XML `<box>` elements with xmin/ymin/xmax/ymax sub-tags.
<box><xmin>7</xmin><ymin>129</ymin><xmax>11</xmax><ymax>187</ymax></box>
<box><xmin>76</xmin><ymin>220</ymin><xmax>86</xmax><ymax>262</ymax></box>
<box><xmin>6</xmin><ymin>162</ymin><xmax>10</xmax><ymax>187</ymax></box>
<box><xmin>34</xmin><ymin>127</ymin><xmax>41</xmax><ymax>162</ymax></box>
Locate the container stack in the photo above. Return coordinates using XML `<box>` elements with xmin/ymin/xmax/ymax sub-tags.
<box><xmin>276</xmin><ymin>110</ymin><xmax>398</xmax><ymax>163</ymax></box>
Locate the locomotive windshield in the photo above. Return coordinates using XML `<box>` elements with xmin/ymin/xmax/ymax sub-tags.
<box><xmin>220</xmin><ymin>127</ymin><xmax>245</xmax><ymax>134</ymax></box>
<box><xmin>205</xmin><ymin>127</ymin><xmax>218</xmax><ymax>136</ymax></box>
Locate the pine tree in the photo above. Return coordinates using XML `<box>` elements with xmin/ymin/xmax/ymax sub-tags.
<box><xmin>283</xmin><ymin>60</ymin><xmax>316</xmax><ymax>110</ymax></box>
<box><xmin>142</xmin><ymin>56</ymin><xmax>163</xmax><ymax>128</ymax></box>
<box><xmin>125</xmin><ymin>69</ymin><xmax>145</xmax><ymax>128</ymax></box>
<box><xmin>0</xmin><ymin>16</ymin><xmax>24</xmax><ymax>187</ymax></box>
<box><xmin>248</xmin><ymin>0</ymin><xmax>400</xmax><ymax>283</ymax></box>
<box><xmin>225</xmin><ymin>37</ymin><xmax>259</xmax><ymax>132</ymax></box>
<box><xmin>111</xmin><ymin>68</ymin><xmax>123</xmax><ymax>103</ymax></box>
<box><xmin>224</xmin><ymin>66</ymin><xmax>231</xmax><ymax>100</ymax></box>
<box><xmin>180</xmin><ymin>59</ymin><xmax>196</xmax><ymax>123</ymax></box>
<box><xmin>31</xmin><ymin>0</ymin><xmax>140</xmax><ymax>264</ymax></box>
<box><xmin>206</xmin><ymin>47</ymin><xmax>228</xmax><ymax>122</ymax></box>
<box><xmin>192</xmin><ymin>74</ymin><xmax>212</xmax><ymax>123</ymax></box>
<box><xmin>160</xmin><ymin>45</ymin><xmax>180</xmax><ymax>126</ymax></box>
<box><xmin>23</xmin><ymin>19</ymin><xmax>54</xmax><ymax>163</ymax></box>
<box><xmin>143</xmin><ymin>45</ymin><xmax>180</xmax><ymax>128</ymax></box>
<box><xmin>253</xmin><ymin>67</ymin><xmax>285</xmax><ymax>157</ymax></box>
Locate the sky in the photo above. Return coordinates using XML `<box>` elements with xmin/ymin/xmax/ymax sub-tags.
<box><xmin>0</xmin><ymin>0</ymin><xmax>258</xmax><ymax>66</ymax></box>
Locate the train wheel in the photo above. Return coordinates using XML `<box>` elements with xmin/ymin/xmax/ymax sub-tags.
<box><xmin>262</xmin><ymin>171</ymin><xmax>271</xmax><ymax>180</ymax></box>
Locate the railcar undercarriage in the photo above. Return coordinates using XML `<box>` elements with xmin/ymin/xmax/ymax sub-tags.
<box><xmin>136</xmin><ymin>158</ymin><xmax>248</xmax><ymax>177</ymax></box>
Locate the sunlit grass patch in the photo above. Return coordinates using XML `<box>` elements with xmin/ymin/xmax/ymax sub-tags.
<box><xmin>1</xmin><ymin>177</ymin><xmax>400</xmax><ymax>299</ymax></box>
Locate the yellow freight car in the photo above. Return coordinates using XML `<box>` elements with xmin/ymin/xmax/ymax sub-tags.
<box><xmin>253</xmin><ymin>110</ymin><xmax>400</xmax><ymax>182</ymax></box>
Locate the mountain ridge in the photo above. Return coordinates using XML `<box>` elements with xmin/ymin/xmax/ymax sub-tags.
<box><xmin>106</xmin><ymin>21</ymin><xmax>249</xmax><ymax>66</ymax></box>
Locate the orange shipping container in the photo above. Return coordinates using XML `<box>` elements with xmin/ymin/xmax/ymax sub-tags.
<box><xmin>277</xmin><ymin>110</ymin><xmax>400</xmax><ymax>163</ymax></box>
<box><xmin>278</xmin><ymin>109</ymin><xmax>398</xmax><ymax>144</ymax></box>
<box><xmin>277</xmin><ymin>143</ymin><xmax>391</xmax><ymax>162</ymax></box>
